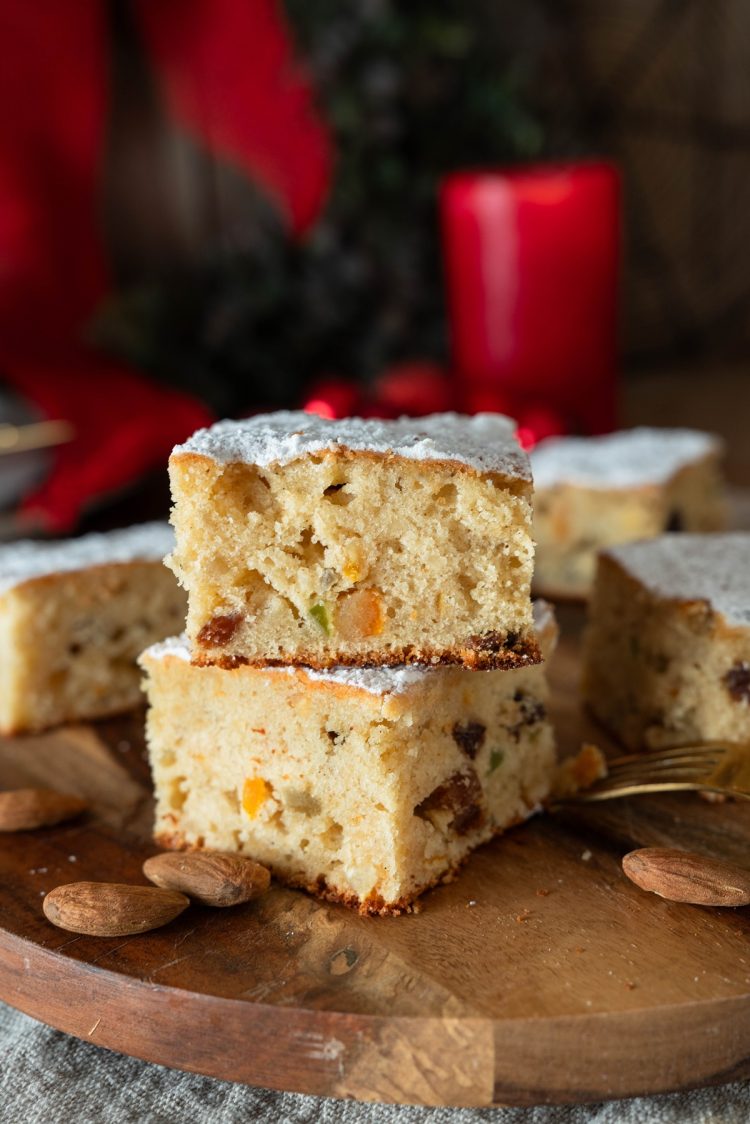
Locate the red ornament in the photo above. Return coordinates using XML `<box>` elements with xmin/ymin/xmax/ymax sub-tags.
<box><xmin>460</xmin><ymin>384</ymin><xmax>517</xmax><ymax>418</ymax></box>
<box><xmin>372</xmin><ymin>361</ymin><xmax>457</xmax><ymax>417</ymax></box>
<box><xmin>514</xmin><ymin>402</ymin><xmax>567</xmax><ymax>451</ymax></box>
<box><xmin>303</xmin><ymin>378</ymin><xmax>361</xmax><ymax>419</ymax></box>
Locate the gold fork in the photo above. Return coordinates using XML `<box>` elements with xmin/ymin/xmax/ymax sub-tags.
<box><xmin>564</xmin><ymin>742</ymin><xmax>750</xmax><ymax>803</ymax></box>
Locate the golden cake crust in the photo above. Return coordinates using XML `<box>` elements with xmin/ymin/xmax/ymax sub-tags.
<box><xmin>155</xmin><ymin>813</ymin><xmax>530</xmax><ymax>915</ymax></box>
<box><xmin>189</xmin><ymin>632</ymin><xmax>542</xmax><ymax>672</ymax></box>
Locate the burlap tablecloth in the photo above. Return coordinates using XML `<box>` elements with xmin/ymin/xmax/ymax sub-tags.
<box><xmin>2</xmin><ymin>1001</ymin><xmax>748</xmax><ymax>1123</ymax></box>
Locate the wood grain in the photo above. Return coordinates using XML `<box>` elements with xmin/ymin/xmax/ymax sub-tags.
<box><xmin>1</xmin><ymin>605</ymin><xmax>750</xmax><ymax>1107</ymax></box>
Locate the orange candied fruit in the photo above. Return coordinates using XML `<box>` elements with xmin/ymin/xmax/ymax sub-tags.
<box><xmin>242</xmin><ymin>776</ymin><xmax>270</xmax><ymax>819</ymax></box>
<box><xmin>336</xmin><ymin>588</ymin><xmax>384</xmax><ymax>639</ymax></box>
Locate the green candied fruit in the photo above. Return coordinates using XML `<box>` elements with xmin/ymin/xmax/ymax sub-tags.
<box><xmin>309</xmin><ymin>603</ymin><xmax>332</xmax><ymax>635</ymax></box>
<box><xmin>488</xmin><ymin>749</ymin><xmax>504</xmax><ymax>774</ymax></box>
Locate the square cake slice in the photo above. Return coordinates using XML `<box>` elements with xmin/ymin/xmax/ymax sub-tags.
<box><xmin>531</xmin><ymin>428</ymin><xmax>726</xmax><ymax>599</ymax></box>
<box><xmin>140</xmin><ymin>604</ymin><xmax>557</xmax><ymax>914</ymax></box>
<box><xmin>167</xmin><ymin>411</ymin><xmax>538</xmax><ymax>670</ymax></box>
<box><xmin>584</xmin><ymin>533</ymin><xmax>750</xmax><ymax>750</ymax></box>
<box><xmin>0</xmin><ymin>523</ymin><xmax>186</xmax><ymax>733</ymax></box>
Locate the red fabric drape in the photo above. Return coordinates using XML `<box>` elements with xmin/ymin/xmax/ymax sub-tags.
<box><xmin>0</xmin><ymin>0</ymin><xmax>331</xmax><ymax>530</ymax></box>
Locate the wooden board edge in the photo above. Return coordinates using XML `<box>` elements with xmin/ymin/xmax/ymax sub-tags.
<box><xmin>3</xmin><ymin>926</ymin><xmax>750</xmax><ymax>1107</ymax></box>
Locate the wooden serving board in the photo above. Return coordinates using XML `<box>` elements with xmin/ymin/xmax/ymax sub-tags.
<box><xmin>2</xmin><ymin>604</ymin><xmax>750</xmax><ymax>1108</ymax></box>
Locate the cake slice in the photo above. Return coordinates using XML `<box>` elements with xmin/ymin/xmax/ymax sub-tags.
<box><xmin>532</xmin><ymin>427</ymin><xmax>726</xmax><ymax>599</ymax></box>
<box><xmin>167</xmin><ymin>411</ymin><xmax>538</xmax><ymax>670</ymax></box>
<box><xmin>140</xmin><ymin>604</ymin><xmax>557</xmax><ymax>914</ymax></box>
<box><xmin>0</xmin><ymin>523</ymin><xmax>186</xmax><ymax>733</ymax></box>
<box><xmin>583</xmin><ymin>533</ymin><xmax>750</xmax><ymax>750</ymax></box>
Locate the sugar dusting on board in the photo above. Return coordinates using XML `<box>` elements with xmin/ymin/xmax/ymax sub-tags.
<box><xmin>606</xmin><ymin>533</ymin><xmax>750</xmax><ymax>627</ymax></box>
<box><xmin>0</xmin><ymin>523</ymin><xmax>174</xmax><ymax>595</ymax></box>
<box><xmin>172</xmin><ymin>410</ymin><xmax>531</xmax><ymax>482</ymax></box>
<box><xmin>531</xmin><ymin>427</ymin><xmax>721</xmax><ymax>489</ymax></box>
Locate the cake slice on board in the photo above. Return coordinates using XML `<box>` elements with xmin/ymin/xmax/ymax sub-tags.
<box><xmin>140</xmin><ymin>603</ymin><xmax>558</xmax><ymax>915</ymax></box>
<box><xmin>0</xmin><ymin>523</ymin><xmax>185</xmax><ymax>733</ymax></box>
<box><xmin>532</xmin><ymin>428</ymin><xmax>726</xmax><ymax>599</ymax></box>
<box><xmin>583</xmin><ymin>533</ymin><xmax>750</xmax><ymax>750</ymax></box>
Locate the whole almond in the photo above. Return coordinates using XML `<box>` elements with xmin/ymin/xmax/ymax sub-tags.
<box><xmin>0</xmin><ymin>788</ymin><xmax>88</xmax><ymax>832</ymax></box>
<box><xmin>43</xmin><ymin>882</ymin><xmax>189</xmax><ymax>936</ymax></box>
<box><xmin>622</xmin><ymin>848</ymin><xmax>750</xmax><ymax>907</ymax></box>
<box><xmin>143</xmin><ymin>851</ymin><xmax>271</xmax><ymax>907</ymax></box>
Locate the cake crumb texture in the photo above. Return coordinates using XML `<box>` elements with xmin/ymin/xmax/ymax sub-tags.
<box><xmin>584</xmin><ymin>534</ymin><xmax>750</xmax><ymax>750</ymax></box>
<box><xmin>169</xmin><ymin>412</ymin><xmax>537</xmax><ymax>669</ymax></box>
<box><xmin>0</xmin><ymin>524</ymin><xmax>186</xmax><ymax>733</ymax></box>
<box><xmin>532</xmin><ymin>429</ymin><xmax>727</xmax><ymax>599</ymax></box>
<box><xmin>141</xmin><ymin>606</ymin><xmax>557</xmax><ymax>912</ymax></box>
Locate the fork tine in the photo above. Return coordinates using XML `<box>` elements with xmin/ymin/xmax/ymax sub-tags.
<box><xmin>555</xmin><ymin>742</ymin><xmax>750</xmax><ymax>804</ymax></box>
<box><xmin>608</xmin><ymin>747</ymin><xmax>727</xmax><ymax>769</ymax></box>
<box><xmin>604</xmin><ymin>761</ymin><xmax>722</xmax><ymax>783</ymax></box>
<box><xmin>575</xmin><ymin>781</ymin><xmax>709</xmax><ymax>802</ymax></box>
<box><xmin>602</xmin><ymin>746</ymin><xmax>728</xmax><ymax>782</ymax></box>
<box><xmin>602</xmin><ymin>768</ymin><xmax>715</xmax><ymax>786</ymax></box>
<box><xmin>603</xmin><ymin>758</ymin><xmax>720</xmax><ymax>779</ymax></box>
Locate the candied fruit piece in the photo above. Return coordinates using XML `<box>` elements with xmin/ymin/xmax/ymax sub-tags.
<box><xmin>335</xmin><ymin>589</ymin><xmax>384</xmax><ymax>640</ymax></box>
<box><xmin>242</xmin><ymin>777</ymin><xmax>270</xmax><ymax>818</ymax></box>
<box><xmin>309</xmin><ymin>603</ymin><xmax>332</xmax><ymax>635</ymax></box>
<box><xmin>488</xmin><ymin>749</ymin><xmax>504</xmax><ymax>773</ymax></box>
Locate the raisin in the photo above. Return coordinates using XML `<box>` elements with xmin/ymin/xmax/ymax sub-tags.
<box><xmin>414</xmin><ymin>769</ymin><xmax>484</xmax><ymax>836</ymax></box>
<box><xmin>468</xmin><ymin>630</ymin><xmax>521</xmax><ymax>654</ymax></box>
<box><xmin>724</xmin><ymin>662</ymin><xmax>750</xmax><ymax>703</ymax></box>
<box><xmin>467</xmin><ymin>631</ymin><xmax>502</xmax><ymax>653</ymax></box>
<box><xmin>508</xmin><ymin>691</ymin><xmax>547</xmax><ymax>740</ymax></box>
<box><xmin>665</xmin><ymin>510</ymin><xmax>684</xmax><ymax>532</ymax></box>
<box><xmin>513</xmin><ymin>690</ymin><xmax>547</xmax><ymax>725</ymax></box>
<box><xmin>197</xmin><ymin>613</ymin><xmax>243</xmax><ymax>647</ymax></box>
<box><xmin>451</xmin><ymin>721</ymin><xmax>486</xmax><ymax>760</ymax></box>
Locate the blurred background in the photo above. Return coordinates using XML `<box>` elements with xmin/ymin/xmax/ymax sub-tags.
<box><xmin>0</xmin><ymin>0</ymin><xmax>748</xmax><ymax>533</ymax></box>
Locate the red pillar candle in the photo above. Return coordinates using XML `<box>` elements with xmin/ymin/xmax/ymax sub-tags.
<box><xmin>440</xmin><ymin>162</ymin><xmax>620</xmax><ymax>433</ymax></box>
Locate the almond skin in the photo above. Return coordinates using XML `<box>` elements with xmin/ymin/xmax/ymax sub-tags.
<box><xmin>622</xmin><ymin>848</ymin><xmax>750</xmax><ymax>907</ymax></box>
<box><xmin>43</xmin><ymin>882</ymin><xmax>189</xmax><ymax>936</ymax></box>
<box><xmin>0</xmin><ymin>789</ymin><xmax>88</xmax><ymax>832</ymax></box>
<box><xmin>142</xmin><ymin>851</ymin><xmax>271</xmax><ymax>907</ymax></box>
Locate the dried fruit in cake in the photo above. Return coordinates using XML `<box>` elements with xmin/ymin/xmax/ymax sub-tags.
<box><xmin>167</xmin><ymin>411</ymin><xmax>538</xmax><ymax>670</ymax></box>
<box><xmin>584</xmin><ymin>533</ymin><xmax>750</xmax><ymax>750</ymax></box>
<box><xmin>0</xmin><ymin>523</ymin><xmax>186</xmax><ymax>733</ymax></box>
<box><xmin>139</xmin><ymin>603</ymin><xmax>558</xmax><ymax>914</ymax></box>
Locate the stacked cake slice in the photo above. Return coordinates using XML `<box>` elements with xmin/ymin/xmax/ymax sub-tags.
<box><xmin>142</xmin><ymin>411</ymin><xmax>558</xmax><ymax>913</ymax></box>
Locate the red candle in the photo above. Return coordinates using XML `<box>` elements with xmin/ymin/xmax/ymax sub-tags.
<box><xmin>440</xmin><ymin>162</ymin><xmax>620</xmax><ymax>433</ymax></box>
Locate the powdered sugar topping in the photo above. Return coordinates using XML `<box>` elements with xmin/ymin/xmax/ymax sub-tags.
<box><xmin>173</xmin><ymin>410</ymin><xmax>531</xmax><ymax>482</ymax></box>
<box><xmin>141</xmin><ymin>634</ymin><xmax>191</xmax><ymax>665</ymax></box>
<box><xmin>141</xmin><ymin>634</ymin><xmax>430</xmax><ymax>692</ymax></box>
<box><xmin>0</xmin><ymin>522</ymin><xmax>174</xmax><ymax>596</ymax></box>
<box><xmin>607</xmin><ymin>533</ymin><xmax>750</xmax><ymax>627</ymax></box>
<box><xmin>532</xmin><ymin>427</ymin><xmax>722</xmax><ymax>489</ymax></box>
